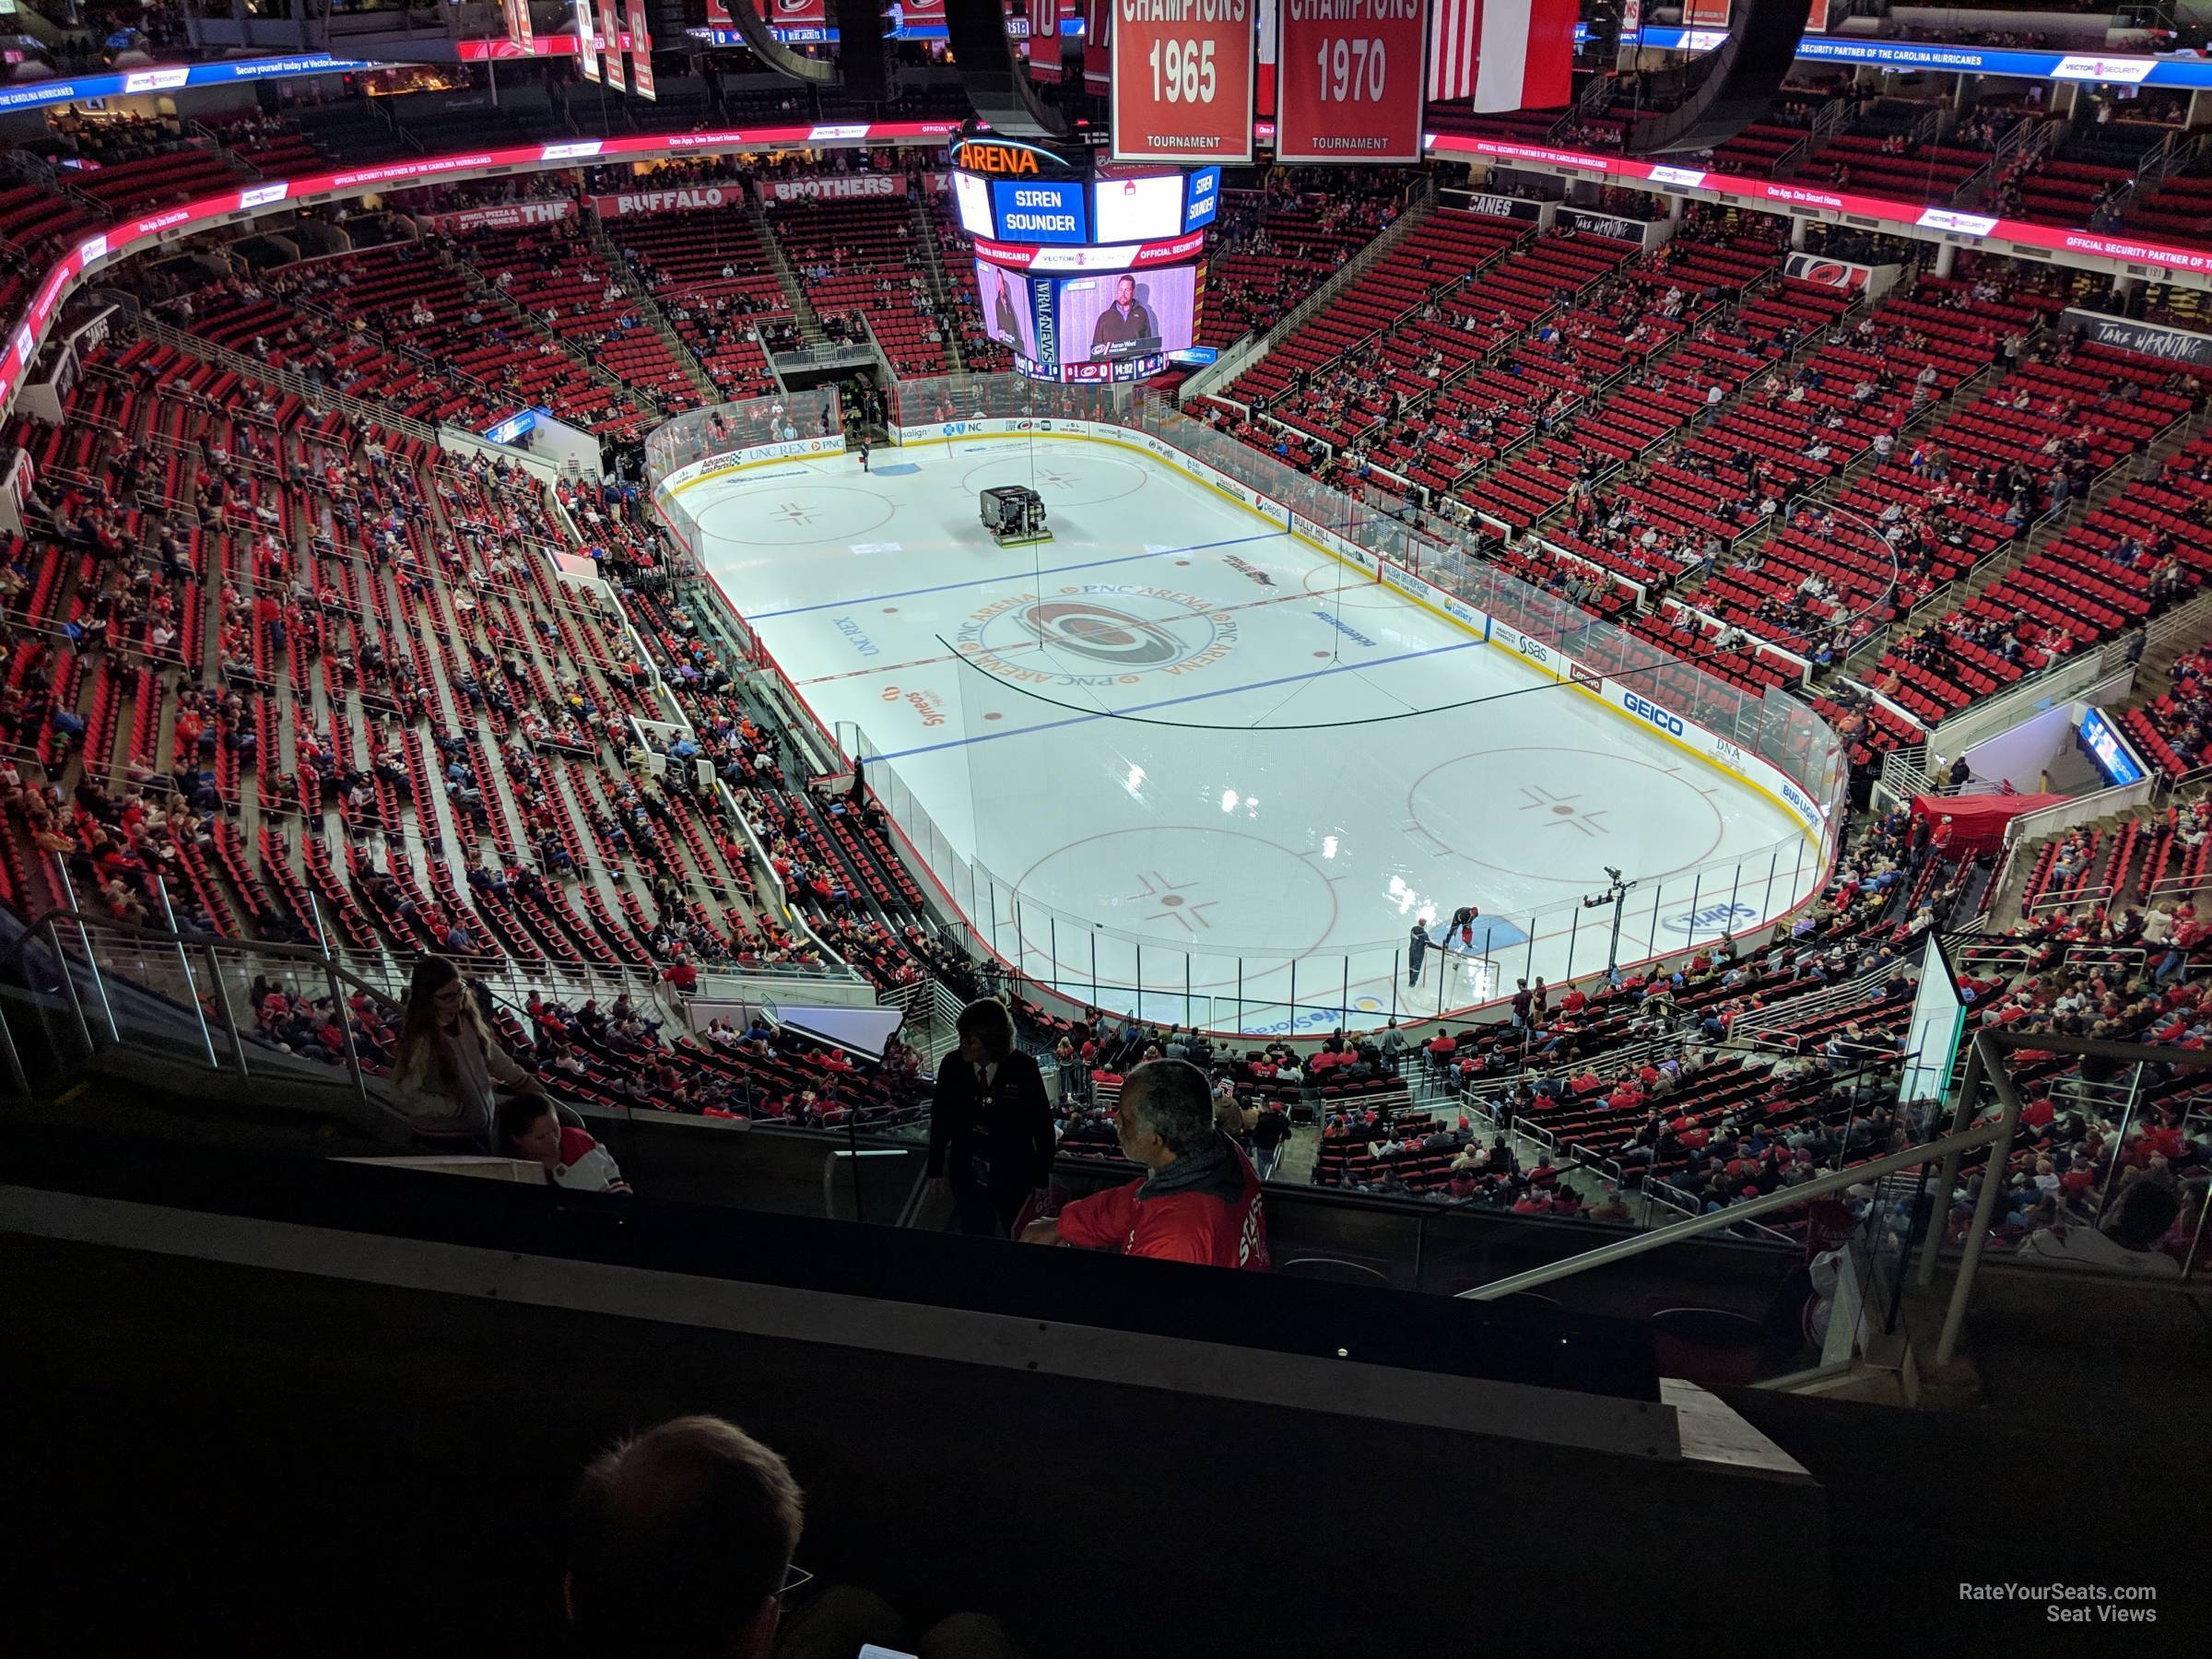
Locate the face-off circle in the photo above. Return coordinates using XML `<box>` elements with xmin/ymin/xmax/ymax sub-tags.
<box><xmin>959</xmin><ymin>452</ymin><xmax>1148</xmax><ymax>509</ymax></box>
<box><xmin>1406</xmin><ymin>747</ymin><xmax>1725</xmax><ymax>884</ymax></box>
<box><xmin>1009</xmin><ymin>825</ymin><xmax>1340</xmax><ymax>974</ymax></box>
<box><xmin>695</xmin><ymin>485</ymin><xmax>895</xmax><ymax>546</ymax></box>
<box><xmin>1300</xmin><ymin>559</ymin><xmax>1408</xmax><ymax>614</ymax></box>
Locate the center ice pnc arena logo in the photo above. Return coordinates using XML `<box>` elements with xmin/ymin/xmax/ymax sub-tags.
<box><xmin>1020</xmin><ymin>601</ymin><xmax>1186</xmax><ymax>666</ymax></box>
<box><xmin>956</xmin><ymin>585</ymin><xmax>1239</xmax><ymax>686</ymax></box>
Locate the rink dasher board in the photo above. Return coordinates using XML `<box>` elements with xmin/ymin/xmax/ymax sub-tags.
<box><xmin>657</xmin><ymin>432</ymin><xmax>850</xmax><ymax>493</ymax></box>
<box><xmin>865</xmin><ymin>417</ymin><xmax>1832</xmax><ymax>850</ymax></box>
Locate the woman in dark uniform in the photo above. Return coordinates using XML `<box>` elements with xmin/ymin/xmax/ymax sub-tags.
<box><xmin>925</xmin><ymin>998</ymin><xmax>1056</xmax><ymax>1237</ymax></box>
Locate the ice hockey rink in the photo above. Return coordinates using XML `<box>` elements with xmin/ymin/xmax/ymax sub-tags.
<box><xmin>681</xmin><ymin>435</ymin><xmax>1819</xmax><ymax>1034</ymax></box>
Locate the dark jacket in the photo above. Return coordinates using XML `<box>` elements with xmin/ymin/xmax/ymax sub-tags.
<box><xmin>927</xmin><ymin>1048</ymin><xmax>1056</xmax><ymax>1195</ymax></box>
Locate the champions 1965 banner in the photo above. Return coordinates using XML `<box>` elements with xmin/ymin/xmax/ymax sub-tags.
<box><xmin>1275</xmin><ymin>0</ymin><xmax>1427</xmax><ymax>163</ymax></box>
<box><xmin>1110</xmin><ymin>0</ymin><xmax>1259</xmax><ymax>164</ymax></box>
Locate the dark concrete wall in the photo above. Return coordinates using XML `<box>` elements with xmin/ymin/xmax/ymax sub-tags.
<box><xmin>2</xmin><ymin>1232</ymin><xmax>1826</xmax><ymax>1659</ymax></box>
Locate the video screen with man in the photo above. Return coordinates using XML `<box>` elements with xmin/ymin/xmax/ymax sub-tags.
<box><xmin>1056</xmin><ymin>265</ymin><xmax>1199</xmax><ymax>365</ymax></box>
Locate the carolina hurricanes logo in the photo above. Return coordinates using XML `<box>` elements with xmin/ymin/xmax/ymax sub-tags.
<box><xmin>1018</xmin><ymin>602</ymin><xmax>1185</xmax><ymax>666</ymax></box>
<box><xmin>959</xmin><ymin>584</ymin><xmax>1236</xmax><ymax>683</ymax></box>
<box><xmin>1800</xmin><ymin>259</ymin><xmax>1864</xmax><ymax>290</ymax></box>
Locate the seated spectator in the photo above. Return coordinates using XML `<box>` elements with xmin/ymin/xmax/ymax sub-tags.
<box><xmin>2019</xmin><ymin>1179</ymin><xmax>2182</xmax><ymax>1277</ymax></box>
<box><xmin>1587</xmin><ymin>1187</ymin><xmax>1633</xmax><ymax>1224</ymax></box>
<box><xmin>1022</xmin><ymin>1059</ymin><xmax>1269</xmax><ymax>1268</ymax></box>
<box><xmin>565</xmin><ymin>1415</ymin><xmax>1023</xmax><ymax>1659</ymax></box>
<box><xmin>499</xmin><ymin>1095</ymin><xmax>631</xmax><ymax>1194</ymax></box>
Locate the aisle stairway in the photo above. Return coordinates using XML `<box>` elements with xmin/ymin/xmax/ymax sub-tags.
<box><xmin>747</xmin><ymin>196</ymin><xmax>825</xmax><ymax>345</ymax></box>
<box><xmin>585</xmin><ymin>211</ymin><xmax>721</xmax><ymax>405</ymax></box>
<box><xmin>910</xmin><ymin>197</ymin><xmax>965</xmax><ymax>375</ymax></box>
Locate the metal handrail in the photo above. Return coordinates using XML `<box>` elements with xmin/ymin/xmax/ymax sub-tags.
<box><xmin>1809</xmin><ymin>95</ymin><xmax>1854</xmax><ymax>154</ymax></box>
<box><xmin>1457</xmin><ymin>1080</ymin><xmax>1988</xmax><ymax>1307</ymax></box>
<box><xmin>1730</xmin><ymin>956</ymin><xmax>1917</xmax><ymax>1053</ymax></box>
<box><xmin>0</xmin><ymin>899</ymin><xmax>411</xmax><ymax>1124</ymax></box>
<box><xmin>130</xmin><ymin>314</ymin><xmax>438</xmax><ymax>447</ymax></box>
<box><xmin>1462</xmin><ymin>1028</ymin><xmax>2212</xmax><ymax>1363</ymax></box>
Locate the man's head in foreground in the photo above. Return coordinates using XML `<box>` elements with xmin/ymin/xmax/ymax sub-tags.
<box><xmin>566</xmin><ymin>1415</ymin><xmax>805</xmax><ymax>1659</ymax></box>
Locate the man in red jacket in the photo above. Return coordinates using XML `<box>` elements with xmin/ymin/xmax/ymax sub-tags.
<box><xmin>1021</xmin><ymin>1059</ymin><xmax>1269</xmax><ymax>1270</ymax></box>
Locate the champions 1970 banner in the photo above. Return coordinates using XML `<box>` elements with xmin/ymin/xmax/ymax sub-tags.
<box><xmin>1275</xmin><ymin>0</ymin><xmax>1426</xmax><ymax>163</ymax></box>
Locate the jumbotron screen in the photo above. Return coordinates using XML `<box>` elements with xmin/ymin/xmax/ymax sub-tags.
<box><xmin>974</xmin><ymin>258</ymin><xmax>1201</xmax><ymax>382</ymax></box>
<box><xmin>950</xmin><ymin>164</ymin><xmax>1220</xmax><ymax>243</ymax></box>
<box><xmin>1058</xmin><ymin>265</ymin><xmax>1197</xmax><ymax>363</ymax></box>
<box><xmin>974</xmin><ymin>259</ymin><xmax>1042</xmax><ymax>360</ymax></box>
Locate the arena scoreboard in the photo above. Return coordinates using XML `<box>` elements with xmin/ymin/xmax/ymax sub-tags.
<box><xmin>951</xmin><ymin>134</ymin><xmax>1217</xmax><ymax>384</ymax></box>
<box><xmin>948</xmin><ymin>136</ymin><xmax>1220</xmax><ymax>243</ymax></box>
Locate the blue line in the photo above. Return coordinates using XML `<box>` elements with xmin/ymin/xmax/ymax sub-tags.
<box><xmin>870</xmin><ymin>637</ymin><xmax>1484</xmax><ymax>763</ymax></box>
<box><xmin>746</xmin><ymin>532</ymin><xmax>1285</xmax><ymax>620</ymax></box>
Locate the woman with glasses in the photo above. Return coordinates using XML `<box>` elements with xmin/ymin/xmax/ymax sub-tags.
<box><xmin>392</xmin><ymin>954</ymin><xmax>545</xmax><ymax>1145</ymax></box>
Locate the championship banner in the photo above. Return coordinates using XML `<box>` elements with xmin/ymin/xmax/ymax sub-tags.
<box><xmin>1276</xmin><ymin>0</ymin><xmax>1425</xmax><ymax>163</ymax></box>
<box><xmin>1086</xmin><ymin>0</ymin><xmax>1112</xmax><ymax>81</ymax></box>
<box><xmin>574</xmin><ymin>0</ymin><xmax>600</xmax><ymax>80</ymax></box>
<box><xmin>1028</xmin><ymin>0</ymin><xmax>1067</xmax><ymax>68</ymax></box>
<box><xmin>1110</xmin><ymin>0</ymin><xmax>1258</xmax><ymax>164</ymax></box>
<box><xmin>598</xmin><ymin>0</ymin><xmax>627</xmax><ymax>89</ymax></box>
<box><xmin>626</xmin><ymin>0</ymin><xmax>656</xmax><ymax>98</ymax></box>
<box><xmin>593</xmin><ymin>184</ymin><xmax>740</xmax><ymax>216</ymax></box>
<box><xmin>427</xmin><ymin>200</ymin><xmax>575</xmax><ymax>233</ymax></box>
<box><xmin>767</xmin><ymin>173</ymin><xmax>903</xmax><ymax>200</ymax></box>
<box><xmin>1429</xmin><ymin>0</ymin><xmax>1574</xmax><ymax>110</ymax></box>
<box><xmin>514</xmin><ymin>0</ymin><xmax>535</xmax><ymax>53</ymax></box>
